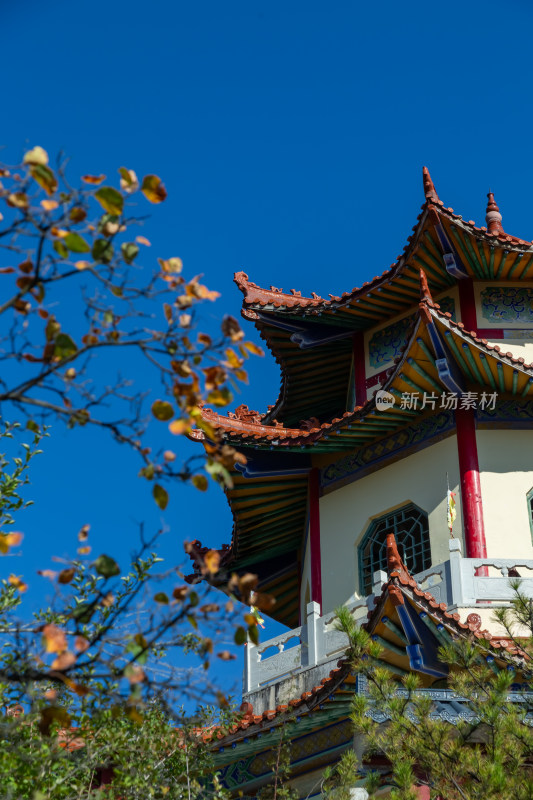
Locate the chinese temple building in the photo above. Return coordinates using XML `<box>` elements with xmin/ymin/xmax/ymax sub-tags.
<box><xmin>189</xmin><ymin>169</ymin><xmax>533</xmax><ymax>798</ymax></box>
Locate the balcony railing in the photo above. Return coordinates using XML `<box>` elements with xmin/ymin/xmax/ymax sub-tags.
<box><xmin>243</xmin><ymin>539</ymin><xmax>533</xmax><ymax>694</ymax></box>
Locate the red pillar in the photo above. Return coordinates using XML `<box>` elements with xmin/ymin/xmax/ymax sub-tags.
<box><xmin>309</xmin><ymin>468</ymin><xmax>322</xmax><ymax>611</ymax></box>
<box><xmin>352</xmin><ymin>331</ymin><xmax>367</xmax><ymax>407</ymax></box>
<box><xmin>458</xmin><ymin>278</ymin><xmax>477</xmax><ymax>333</ymax></box>
<box><xmin>455</xmin><ymin>407</ymin><xmax>487</xmax><ymax>565</ymax></box>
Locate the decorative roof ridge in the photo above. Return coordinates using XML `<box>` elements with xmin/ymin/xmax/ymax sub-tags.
<box><xmin>205</xmin><ymin>657</ymin><xmax>352</xmax><ymax>744</ymax></box>
<box><xmin>386</xmin><ymin>532</ymin><xmax>410</xmax><ymax>582</ymax></box>
<box><xmin>422</xmin><ymin>166</ymin><xmax>441</xmax><ymax>204</ymax></box>
<box><xmin>365</xmin><ymin>552</ymin><xmax>526</xmax><ymax>662</ymax></box>
<box><xmin>426</xmin><ymin>302</ymin><xmax>533</xmax><ymax>371</ymax></box>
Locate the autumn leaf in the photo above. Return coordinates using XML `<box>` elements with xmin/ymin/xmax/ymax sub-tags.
<box><xmin>51</xmin><ymin>651</ymin><xmax>76</xmax><ymax>671</ymax></box>
<box><xmin>168</xmin><ymin>419</ymin><xmax>188</xmax><ymax>435</ymax></box>
<box><xmin>206</xmin><ymin>388</ymin><xmax>233</xmax><ymax>407</ymax></box>
<box><xmin>93</xmin><ymin>554</ymin><xmax>120</xmax><ymax>578</ymax></box>
<box><xmin>222</xmin><ymin>315</ymin><xmax>244</xmax><ymax>342</ymax></box>
<box><xmin>30</xmin><ymin>165</ymin><xmax>58</xmax><ymax>195</ymax></box>
<box><xmin>153</xmin><ymin>484</ymin><xmax>169</xmax><ymax>510</ymax></box>
<box><xmin>74</xmin><ymin>635</ymin><xmax>90</xmax><ymax>653</ymax></box>
<box><xmin>82</xmin><ymin>174</ymin><xmax>106</xmax><ymax>184</ymax></box>
<box><xmin>118</xmin><ymin>167</ymin><xmax>139</xmax><ymax>194</ymax></box>
<box><xmin>92</xmin><ymin>238</ymin><xmax>114</xmax><ymax>263</ymax></box>
<box><xmin>151</xmin><ymin>400</ymin><xmax>174</xmax><ymax>421</ymax></box>
<box><xmin>141</xmin><ymin>174</ymin><xmax>167</xmax><ymax>203</ymax></box>
<box><xmin>57</xmin><ymin>567</ymin><xmax>76</xmax><ymax>584</ymax></box>
<box><xmin>217</xmin><ymin>651</ymin><xmax>237</xmax><ymax>661</ymax></box>
<box><xmin>23</xmin><ymin>146</ymin><xmax>49</xmax><ymax>166</ymax></box>
<box><xmin>163</xmin><ymin>450</ymin><xmax>176</xmax><ymax>461</ymax></box>
<box><xmin>95</xmin><ymin>186</ymin><xmax>124</xmax><ymax>216</ymax></box>
<box><xmin>0</xmin><ymin>531</ymin><xmax>23</xmax><ymax>554</ymax></box>
<box><xmin>244</xmin><ymin>341</ymin><xmax>264</xmax><ymax>356</ymax></box>
<box><xmin>78</xmin><ymin>524</ymin><xmax>90</xmax><ymax>541</ymax></box>
<box><xmin>64</xmin><ymin>232</ymin><xmax>91</xmax><ymax>253</ymax></box>
<box><xmin>204</xmin><ymin>549</ymin><xmax>220</xmax><ymax>575</ymax></box>
<box><xmin>37</xmin><ymin>569</ymin><xmax>57</xmax><ymax>580</ymax></box>
<box><xmin>42</xmin><ymin>624</ymin><xmax>67</xmax><ymax>654</ymax></box>
<box><xmin>77</xmin><ymin>546</ymin><xmax>91</xmax><ymax>555</ymax></box>
<box><xmin>7</xmin><ymin>192</ymin><xmax>29</xmax><ymax>209</ymax></box>
<box><xmin>41</xmin><ymin>199</ymin><xmax>59</xmax><ymax>211</ymax></box>
<box><xmin>69</xmin><ymin>206</ymin><xmax>87</xmax><ymax>223</ymax></box>
<box><xmin>8</xmin><ymin>574</ymin><xmax>27</xmax><ymax>592</ymax></box>
<box><xmin>135</xmin><ymin>235</ymin><xmax>151</xmax><ymax>246</ymax></box>
<box><xmin>154</xmin><ymin>592</ymin><xmax>169</xmax><ymax>604</ymax></box>
<box><xmin>192</xmin><ymin>474</ymin><xmax>208</xmax><ymax>492</ymax></box>
<box><xmin>172</xmin><ymin>586</ymin><xmax>188</xmax><ymax>602</ymax></box>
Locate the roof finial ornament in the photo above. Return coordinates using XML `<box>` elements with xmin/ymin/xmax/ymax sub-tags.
<box><xmin>386</xmin><ymin>533</ymin><xmax>409</xmax><ymax>580</ymax></box>
<box><xmin>419</xmin><ymin>269</ymin><xmax>433</xmax><ymax>303</ymax></box>
<box><xmin>486</xmin><ymin>191</ymin><xmax>504</xmax><ymax>235</ymax></box>
<box><xmin>422</xmin><ymin>166</ymin><xmax>440</xmax><ymax>204</ymax></box>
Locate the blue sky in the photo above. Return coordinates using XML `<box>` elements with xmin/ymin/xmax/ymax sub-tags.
<box><xmin>3</xmin><ymin>0</ymin><xmax>533</xmax><ymax>697</ymax></box>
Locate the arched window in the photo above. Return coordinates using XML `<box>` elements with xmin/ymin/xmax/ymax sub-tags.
<box><xmin>358</xmin><ymin>503</ymin><xmax>431</xmax><ymax>596</ymax></box>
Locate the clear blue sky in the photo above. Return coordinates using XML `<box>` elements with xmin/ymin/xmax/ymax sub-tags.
<box><xmin>3</xmin><ymin>0</ymin><xmax>533</xmax><ymax>694</ymax></box>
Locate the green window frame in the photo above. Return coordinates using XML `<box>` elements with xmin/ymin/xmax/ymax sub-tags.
<box><xmin>358</xmin><ymin>502</ymin><xmax>431</xmax><ymax>596</ymax></box>
<box><xmin>527</xmin><ymin>488</ymin><xmax>533</xmax><ymax>544</ymax></box>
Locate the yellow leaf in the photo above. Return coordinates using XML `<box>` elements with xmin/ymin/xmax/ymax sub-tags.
<box><xmin>225</xmin><ymin>348</ymin><xmax>242</xmax><ymax>369</ymax></box>
<box><xmin>74</xmin><ymin>261</ymin><xmax>91</xmax><ymax>271</ymax></box>
<box><xmin>204</xmin><ymin>549</ymin><xmax>220</xmax><ymax>574</ymax></box>
<box><xmin>192</xmin><ymin>474</ymin><xmax>208</xmax><ymax>492</ymax></box>
<box><xmin>158</xmin><ymin>257</ymin><xmax>182</xmax><ymax>274</ymax></box>
<box><xmin>135</xmin><ymin>235</ymin><xmax>151</xmax><ymax>246</ymax></box>
<box><xmin>41</xmin><ymin>199</ymin><xmax>59</xmax><ymax>211</ymax></box>
<box><xmin>7</xmin><ymin>192</ymin><xmax>28</xmax><ymax>209</ymax></box>
<box><xmin>23</xmin><ymin>146</ymin><xmax>49</xmax><ymax>166</ymax></box>
<box><xmin>8</xmin><ymin>574</ymin><xmax>27</xmax><ymax>592</ymax></box>
<box><xmin>168</xmin><ymin>419</ymin><xmax>188</xmax><ymax>435</ymax></box>
<box><xmin>141</xmin><ymin>174</ymin><xmax>167</xmax><ymax>203</ymax></box>
<box><xmin>234</xmin><ymin>368</ymin><xmax>249</xmax><ymax>383</ymax></box>
<box><xmin>244</xmin><ymin>341</ymin><xmax>264</xmax><ymax>356</ymax></box>
<box><xmin>6</xmin><ymin>532</ymin><xmax>23</xmax><ymax>548</ymax></box>
<box><xmin>77</xmin><ymin>546</ymin><xmax>91</xmax><ymax>555</ymax></box>
<box><xmin>118</xmin><ymin>167</ymin><xmax>139</xmax><ymax>194</ymax></box>
<box><xmin>163</xmin><ymin>450</ymin><xmax>176</xmax><ymax>462</ymax></box>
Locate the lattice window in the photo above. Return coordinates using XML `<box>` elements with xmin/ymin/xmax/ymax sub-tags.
<box><xmin>358</xmin><ymin>503</ymin><xmax>431</xmax><ymax>595</ymax></box>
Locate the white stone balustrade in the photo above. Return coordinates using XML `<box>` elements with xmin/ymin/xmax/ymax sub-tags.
<box><xmin>243</xmin><ymin>539</ymin><xmax>533</xmax><ymax>694</ymax></box>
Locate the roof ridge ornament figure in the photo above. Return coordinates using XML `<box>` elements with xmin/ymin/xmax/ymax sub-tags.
<box><xmin>386</xmin><ymin>532</ymin><xmax>410</xmax><ymax>581</ymax></box>
<box><xmin>422</xmin><ymin>166</ymin><xmax>441</xmax><ymax>204</ymax></box>
<box><xmin>486</xmin><ymin>191</ymin><xmax>504</xmax><ymax>235</ymax></box>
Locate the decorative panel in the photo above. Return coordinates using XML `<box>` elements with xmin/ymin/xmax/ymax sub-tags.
<box><xmin>481</xmin><ymin>287</ymin><xmax>533</xmax><ymax>325</ymax></box>
<box><xmin>368</xmin><ymin>297</ymin><xmax>456</xmax><ymax>370</ymax></box>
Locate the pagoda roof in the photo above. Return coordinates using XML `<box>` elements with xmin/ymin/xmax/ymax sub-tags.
<box><xmin>236</xmin><ymin>171</ymin><xmax>533</xmax><ymax>321</ymax></box>
<box><xmin>194</xmin><ymin>271</ymin><xmax>533</xmax><ymax>454</ymax></box>
<box><xmin>208</xmin><ymin>533</ymin><xmax>527</xmax><ymax>759</ymax></box>
<box><xmin>234</xmin><ymin>170</ymin><xmax>533</xmax><ymax>425</ymax></box>
<box><xmin>186</xmin><ymin>467</ymin><xmax>309</xmax><ymax>627</ymax></box>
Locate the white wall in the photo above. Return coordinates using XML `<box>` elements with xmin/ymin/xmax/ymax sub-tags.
<box><xmin>318</xmin><ymin>436</ymin><xmax>462</xmax><ymax>614</ymax></box>
<box><xmin>477</xmin><ymin>430</ymin><xmax>533</xmax><ymax>558</ymax></box>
